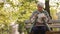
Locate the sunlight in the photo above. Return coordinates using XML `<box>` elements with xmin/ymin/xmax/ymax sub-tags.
<box><xmin>4</xmin><ymin>3</ymin><xmax>11</xmax><ymax>8</ymax></box>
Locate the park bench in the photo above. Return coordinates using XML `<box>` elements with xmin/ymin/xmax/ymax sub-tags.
<box><xmin>45</xmin><ymin>20</ymin><xmax>60</xmax><ymax>34</ymax></box>
<box><xmin>46</xmin><ymin>31</ymin><xmax>60</xmax><ymax>34</ymax></box>
<box><xmin>25</xmin><ymin>20</ymin><xmax>60</xmax><ymax>34</ymax></box>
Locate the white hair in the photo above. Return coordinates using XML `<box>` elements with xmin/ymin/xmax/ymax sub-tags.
<box><xmin>37</xmin><ymin>2</ymin><xmax>44</xmax><ymax>8</ymax></box>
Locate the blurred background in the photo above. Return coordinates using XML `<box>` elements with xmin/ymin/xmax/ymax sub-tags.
<box><xmin>0</xmin><ymin>0</ymin><xmax>60</xmax><ymax>34</ymax></box>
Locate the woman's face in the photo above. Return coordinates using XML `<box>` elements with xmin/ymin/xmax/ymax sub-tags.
<box><xmin>37</xmin><ymin>6</ymin><xmax>43</xmax><ymax>11</ymax></box>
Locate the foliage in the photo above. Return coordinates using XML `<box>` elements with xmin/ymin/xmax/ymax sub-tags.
<box><xmin>50</xmin><ymin>7</ymin><xmax>58</xmax><ymax>20</ymax></box>
<box><xmin>17</xmin><ymin>0</ymin><xmax>37</xmax><ymax>34</ymax></box>
<box><xmin>0</xmin><ymin>0</ymin><xmax>37</xmax><ymax>34</ymax></box>
<box><xmin>0</xmin><ymin>0</ymin><xmax>60</xmax><ymax>34</ymax></box>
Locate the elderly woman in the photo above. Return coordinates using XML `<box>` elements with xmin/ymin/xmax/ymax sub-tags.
<box><xmin>30</xmin><ymin>2</ymin><xmax>51</xmax><ymax>34</ymax></box>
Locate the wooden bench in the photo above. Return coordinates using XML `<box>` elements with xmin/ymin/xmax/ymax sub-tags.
<box><xmin>46</xmin><ymin>31</ymin><xmax>60</xmax><ymax>34</ymax></box>
<box><xmin>25</xmin><ymin>20</ymin><xmax>60</xmax><ymax>34</ymax></box>
<box><xmin>30</xmin><ymin>31</ymin><xmax>60</xmax><ymax>34</ymax></box>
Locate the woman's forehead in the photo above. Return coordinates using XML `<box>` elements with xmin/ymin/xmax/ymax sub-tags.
<box><xmin>37</xmin><ymin>6</ymin><xmax>43</xmax><ymax>8</ymax></box>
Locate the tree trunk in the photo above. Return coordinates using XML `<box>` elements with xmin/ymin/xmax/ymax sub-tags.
<box><xmin>45</xmin><ymin>0</ymin><xmax>52</xmax><ymax>19</ymax></box>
